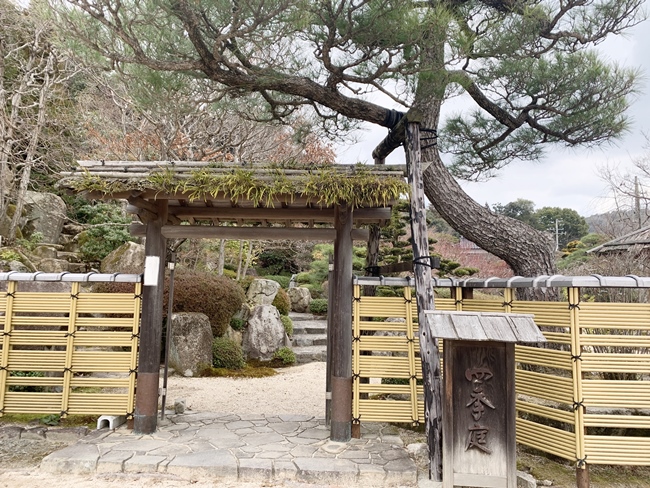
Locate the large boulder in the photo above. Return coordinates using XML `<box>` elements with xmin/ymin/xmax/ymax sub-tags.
<box><xmin>287</xmin><ymin>287</ymin><xmax>312</xmax><ymax>313</ymax></box>
<box><xmin>100</xmin><ymin>242</ymin><xmax>145</xmax><ymax>274</ymax></box>
<box><xmin>38</xmin><ymin>258</ymin><xmax>70</xmax><ymax>273</ymax></box>
<box><xmin>246</xmin><ymin>279</ymin><xmax>280</xmax><ymax>306</ymax></box>
<box><xmin>169</xmin><ymin>313</ymin><xmax>213</xmax><ymax>375</ymax></box>
<box><xmin>24</xmin><ymin>191</ymin><xmax>67</xmax><ymax>244</ymax></box>
<box><xmin>242</xmin><ymin>305</ymin><xmax>287</xmax><ymax>361</ymax></box>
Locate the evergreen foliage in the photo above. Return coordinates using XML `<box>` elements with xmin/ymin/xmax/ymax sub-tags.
<box><xmin>212</xmin><ymin>337</ymin><xmax>246</xmax><ymax>370</ymax></box>
<box><xmin>74</xmin><ymin>202</ymin><xmax>134</xmax><ymax>262</ymax></box>
<box><xmin>272</xmin><ymin>288</ymin><xmax>291</xmax><ymax>316</ymax></box>
<box><xmin>165</xmin><ymin>271</ymin><xmax>246</xmax><ymax>337</ymax></box>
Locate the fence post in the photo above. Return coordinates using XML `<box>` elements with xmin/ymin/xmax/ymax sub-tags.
<box><xmin>128</xmin><ymin>282</ymin><xmax>143</xmax><ymax>421</ymax></box>
<box><xmin>352</xmin><ymin>284</ymin><xmax>361</xmax><ymax>438</ymax></box>
<box><xmin>0</xmin><ymin>281</ymin><xmax>16</xmax><ymax>417</ymax></box>
<box><xmin>404</xmin><ymin>286</ymin><xmax>420</xmax><ymax>425</ymax></box>
<box><xmin>503</xmin><ymin>288</ymin><xmax>514</xmax><ymax>313</ymax></box>
<box><xmin>61</xmin><ymin>282</ymin><xmax>80</xmax><ymax>418</ymax></box>
<box><xmin>569</xmin><ymin>287</ymin><xmax>588</xmax><ymax>487</ymax></box>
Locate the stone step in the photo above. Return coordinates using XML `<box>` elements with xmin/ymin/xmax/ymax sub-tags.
<box><xmin>289</xmin><ymin>312</ymin><xmax>325</xmax><ymax>322</ymax></box>
<box><xmin>292</xmin><ymin>321</ymin><xmax>327</xmax><ymax>335</ymax></box>
<box><xmin>292</xmin><ymin>345</ymin><xmax>326</xmax><ymax>364</ymax></box>
<box><xmin>291</xmin><ymin>334</ymin><xmax>327</xmax><ymax>347</ymax></box>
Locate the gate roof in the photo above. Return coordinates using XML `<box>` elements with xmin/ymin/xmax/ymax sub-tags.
<box><xmin>59</xmin><ymin>161</ymin><xmax>406</xmax><ymax>240</ymax></box>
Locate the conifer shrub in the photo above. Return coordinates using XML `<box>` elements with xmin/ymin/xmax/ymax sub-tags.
<box><xmin>280</xmin><ymin>315</ymin><xmax>293</xmax><ymax>336</ymax></box>
<box><xmin>272</xmin><ymin>347</ymin><xmax>296</xmax><ymax>366</ymax></box>
<box><xmin>272</xmin><ymin>288</ymin><xmax>291</xmax><ymax>316</ymax></box>
<box><xmin>212</xmin><ymin>337</ymin><xmax>246</xmax><ymax>370</ymax></box>
<box><xmin>309</xmin><ymin>298</ymin><xmax>328</xmax><ymax>315</ymax></box>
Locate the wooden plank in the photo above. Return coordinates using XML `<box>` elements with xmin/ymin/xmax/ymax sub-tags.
<box><xmin>330</xmin><ymin>204</ymin><xmax>353</xmax><ymax>442</ymax></box>
<box><xmin>167</xmin><ymin>206</ymin><xmax>391</xmax><ymax>222</ymax></box>
<box><xmin>129</xmin><ymin>223</ymin><xmax>369</xmax><ymax>241</ymax></box>
<box><xmin>405</xmin><ymin>122</ymin><xmax>442</xmax><ymax>481</ymax></box>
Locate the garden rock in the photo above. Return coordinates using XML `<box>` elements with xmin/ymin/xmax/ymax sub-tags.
<box><xmin>38</xmin><ymin>258</ymin><xmax>70</xmax><ymax>273</ymax></box>
<box><xmin>517</xmin><ymin>471</ymin><xmax>537</xmax><ymax>488</ymax></box>
<box><xmin>169</xmin><ymin>313</ymin><xmax>213</xmax><ymax>376</ymax></box>
<box><xmin>243</xmin><ymin>305</ymin><xmax>287</xmax><ymax>360</ymax></box>
<box><xmin>234</xmin><ymin>303</ymin><xmax>251</xmax><ymax>323</ymax></box>
<box><xmin>24</xmin><ymin>191</ymin><xmax>67</xmax><ymax>244</ymax></box>
<box><xmin>100</xmin><ymin>241</ymin><xmax>145</xmax><ymax>274</ymax></box>
<box><xmin>287</xmin><ymin>287</ymin><xmax>311</xmax><ymax>313</ymax></box>
<box><xmin>1</xmin><ymin>260</ymin><xmax>30</xmax><ymax>272</ymax></box>
<box><xmin>31</xmin><ymin>245</ymin><xmax>58</xmax><ymax>260</ymax></box>
<box><xmin>224</xmin><ymin>325</ymin><xmax>243</xmax><ymax>346</ymax></box>
<box><xmin>247</xmin><ymin>279</ymin><xmax>280</xmax><ymax>306</ymax></box>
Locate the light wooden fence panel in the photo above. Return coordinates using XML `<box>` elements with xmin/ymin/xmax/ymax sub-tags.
<box><xmin>0</xmin><ymin>280</ymin><xmax>141</xmax><ymax>418</ymax></box>
<box><xmin>352</xmin><ymin>282</ymin><xmax>650</xmax><ymax>467</ymax></box>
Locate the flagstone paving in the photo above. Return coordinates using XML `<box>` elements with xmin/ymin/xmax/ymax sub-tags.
<box><xmin>40</xmin><ymin>412</ymin><xmax>420</xmax><ymax>486</ymax></box>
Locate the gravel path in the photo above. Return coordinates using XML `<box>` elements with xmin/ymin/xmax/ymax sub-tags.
<box><xmin>165</xmin><ymin>362</ymin><xmax>326</xmax><ymax>416</ymax></box>
<box><xmin>0</xmin><ymin>362</ymin><xmax>329</xmax><ymax>488</ymax></box>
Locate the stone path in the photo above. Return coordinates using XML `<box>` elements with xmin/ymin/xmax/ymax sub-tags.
<box><xmin>40</xmin><ymin>412</ymin><xmax>420</xmax><ymax>486</ymax></box>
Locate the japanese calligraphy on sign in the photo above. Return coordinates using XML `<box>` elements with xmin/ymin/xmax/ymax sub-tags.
<box><xmin>465</xmin><ymin>367</ymin><xmax>495</xmax><ymax>454</ymax></box>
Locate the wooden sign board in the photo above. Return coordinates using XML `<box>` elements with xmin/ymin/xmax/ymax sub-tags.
<box><xmin>443</xmin><ymin>340</ymin><xmax>516</xmax><ymax>488</ymax></box>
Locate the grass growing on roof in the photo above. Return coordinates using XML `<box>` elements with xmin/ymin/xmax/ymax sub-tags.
<box><xmin>71</xmin><ymin>165</ymin><xmax>408</xmax><ymax>207</ymax></box>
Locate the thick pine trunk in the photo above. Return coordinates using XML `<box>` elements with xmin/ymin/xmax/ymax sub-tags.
<box><xmin>421</xmin><ymin>149</ymin><xmax>557</xmax><ymax>278</ymax></box>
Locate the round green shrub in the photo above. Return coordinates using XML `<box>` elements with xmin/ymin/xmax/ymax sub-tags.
<box><xmin>212</xmin><ymin>337</ymin><xmax>246</xmax><ymax>370</ymax></box>
<box><xmin>263</xmin><ymin>275</ymin><xmax>291</xmax><ymax>289</ymax></box>
<box><xmin>273</xmin><ymin>347</ymin><xmax>296</xmax><ymax>366</ymax></box>
<box><xmin>280</xmin><ymin>315</ymin><xmax>293</xmax><ymax>336</ymax></box>
<box><xmin>165</xmin><ymin>271</ymin><xmax>246</xmax><ymax>337</ymax></box>
<box><xmin>309</xmin><ymin>298</ymin><xmax>328</xmax><ymax>315</ymax></box>
<box><xmin>272</xmin><ymin>288</ymin><xmax>291</xmax><ymax>316</ymax></box>
<box><xmin>95</xmin><ymin>270</ymin><xmax>246</xmax><ymax>337</ymax></box>
<box><xmin>230</xmin><ymin>317</ymin><xmax>245</xmax><ymax>332</ymax></box>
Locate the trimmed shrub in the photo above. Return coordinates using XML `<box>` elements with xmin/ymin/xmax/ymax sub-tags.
<box><xmin>95</xmin><ymin>270</ymin><xmax>246</xmax><ymax>337</ymax></box>
<box><xmin>309</xmin><ymin>298</ymin><xmax>328</xmax><ymax>315</ymax></box>
<box><xmin>280</xmin><ymin>315</ymin><xmax>293</xmax><ymax>336</ymax></box>
<box><xmin>230</xmin><ymin>317</ymin><xmax>245</xmax><ymax>332</ymax></box>
<box><xmin>273</xmin><ymin>347</ymin><xmax>296</xmax><ymax>366</ymax></box>
<box><xmin>212</xmin><ymin>337</ymin><xmax>246</xmax><ymax>370</ymax></box>
<box><xmin>263</xmin><ymin>275</ymin><xmax>291</xmax><ymax>289</ymax></box>
<box><xmin>272</xmin><ymin>288</ymin><xmax>291</xmax><ymax>316</ymax></box>
<box><xmin>164</xmin><ymin>271</ymin><xmax>245</xmax><ymax>337</ymax></box>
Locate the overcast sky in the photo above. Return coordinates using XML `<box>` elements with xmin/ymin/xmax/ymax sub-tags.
<box><xmin>337</xmin><ymin>16</ymin><xmax>650</xmax><ymax>218</ymax></box>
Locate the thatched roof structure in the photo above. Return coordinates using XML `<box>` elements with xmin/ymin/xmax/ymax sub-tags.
<box><xmin>59</xmin><ymin>161</ymin><xmax>407</xmax><ymax>239</ymax></box>
<box><xmin>587</xmin><ymin>225</ymin><xmax>650</xmax><ymax>254</ymax></box>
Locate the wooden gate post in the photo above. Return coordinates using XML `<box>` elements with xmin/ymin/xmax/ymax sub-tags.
<box><xmin>405</xmin><ymin>121</ymin><xmax>443</xmax><ymax>481</ymax></box>
<box><xmin>134</xmin><ymin>201</ymin><xmax>167</xmax><ymax>434</ymax></box>
<box><xmin>330</xmin><ymin>203</ymin><xmax>353</xmax><ymax>442</ymax></box>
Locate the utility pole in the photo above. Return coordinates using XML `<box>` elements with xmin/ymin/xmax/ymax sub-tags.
<box><xmin>555</xmin><ymin>219</ymin><xmax>560</xmax><ymax>252</ymax></box>
<box><xmin>635</xmin><ymin>176</ymin><xmax>642</xmax><ymax>229</ymax></box>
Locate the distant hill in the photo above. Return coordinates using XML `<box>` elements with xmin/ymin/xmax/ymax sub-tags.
<box><xmin>586</xmin><ymin>209</ymin><xmax>650</xmax><ymax>238</ymax></box>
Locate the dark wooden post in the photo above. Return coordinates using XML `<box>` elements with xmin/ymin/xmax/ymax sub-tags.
<box><xmin>405</xmin><ymin>121</ymin><xmax>443</xmax><ymax>481</ymax></box>
<box><xmin>330</xmin><ymin>203</ymin><xmax>353</xmax><ymax>442</ymax></box>
<box><xmin>134</xmin><ymin>200</ymin><xmax>167</xmax><ymax>434</ymax></box>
